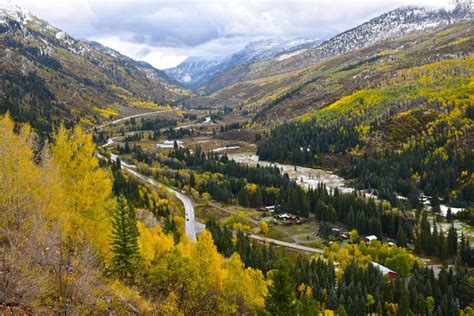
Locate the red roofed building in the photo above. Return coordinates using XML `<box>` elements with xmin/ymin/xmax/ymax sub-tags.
<box><xmin>370</xmin><ymin>261</ymin><xmax>397</xmax><ymax>280</ymax></box>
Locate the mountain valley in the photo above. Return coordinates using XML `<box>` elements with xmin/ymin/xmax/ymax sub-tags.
<box><xmin>1</xmin><ymin>1</ymin><xmax>473</xmax><ymax>315</ymax></box>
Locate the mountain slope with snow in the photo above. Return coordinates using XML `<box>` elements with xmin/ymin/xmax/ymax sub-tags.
<box><xmin>0</xmin><ymin>4</ymin><xmax>190</xmax><ymax>133</ymax></box>
<box><xmin>182</xmin><ymin>4</ymin><xmax>473</xmax><ymax>119</ymax></box>
<box><xmin>164</xmin><ymin>38</ymin><xmax>321</xmax><ymax>90</ymax></box>
<box><xmin>280</xmin><ymin>4</ymin><xmax>473</xmax><ymax>71</ymax></box>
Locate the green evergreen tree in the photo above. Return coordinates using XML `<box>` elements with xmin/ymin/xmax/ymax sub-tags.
<box><xmin>111</xmin><ymin>195</ymin><xmax>141</xmax><ymax>281</ymax></box>
<box><xmin>430</xmin><ymin>193</ymin><xmax>441</xmax><ymax>213</ymax></box>
<box><xmin>336</xmin><ymin>304</ymin><xmax>348</xmax><ymax>316</ymax></box>
<box><xmin>447</xmin><ymin>225</ymin><xmax>457</xmax><ymax>257</ymax></box>
<box><xmin>296</xmin><ymin>288</ymin><xmax>318</xmax><ymax>316</ymax></box>
<box><xmin>398</xmin><ymin>285</ymin><xmax>411</xmax><ymax>316</ymax></box>
<box><xmin>397</xmin><ymin>224</ymin><xmax>407</xmax><ymax>247</ymax></box>
<box><xmin>265</xmin><ymin>261</ymin><xmax>297</xmax><ymax>316</ymax></box>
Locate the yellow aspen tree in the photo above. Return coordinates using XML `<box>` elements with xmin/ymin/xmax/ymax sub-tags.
<box><xmin>224</xmin><ymin>253</ymin><xmax>267</xmax><ymax>312</ymax></box>
<box><xmin>0</xmin><ymin>114</ymin><xmax>41</xmax><ymax>232</ymax></box>
<box><xmin>261</xmin><ymin>220</ymin><xmax>269</xmax><ymax>235</ymax></box>
<box><xmin>51</xmin><ymin>125</ymin><xmax>114</xmax><ymax>257</ymax></box>
<box><xmin>137</xmin><ymin>221</ymin><xmax>174</xmax><ymax>263</ymax></box>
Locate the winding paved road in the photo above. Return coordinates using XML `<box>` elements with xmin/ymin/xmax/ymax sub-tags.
<box><xmin>97</xmin><ymin>111</ymin><xmax>325</xmax><ymax>251</ymax></box>
<box><xmin>174</xmin><ymin>116</ymin><xmax>212</xmax><ymax>130</ymax></box>
<box><xmin>99</xmin><ymin>110</ymin><xmax>205</xmax><ymax>241</ymax></box>
<box><xmin>101</xmin><ymin>147</ymin><xmax>325</xmax><ymax>252</ymax></box>
<box><xmin>101</xmin><ymin>151</ymin><xmax>324</xmax><ymax>251</ymax></box>
<box><xmin>98</xmin><ymin>109</ymin><xmax>174</xmax><ymax>129</ymax></box>
<box><xmin>98</xmin><ymin>152</ymin><xmax>204</xmax><ymax>241</ymax></box>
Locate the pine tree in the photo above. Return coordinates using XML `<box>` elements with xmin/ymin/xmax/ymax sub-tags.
<box><xmin>111</xmin><ymin>195</ymin><xmax>141</xmax><ymax>281</ymax></box>
<box><xmin>398</xmin><ymin>285</ymin><xmax>411</xmax><ymax>316</ymax></box>
<box><xmin>296</xmin><ymin>284</ymin><xmax>318</xmax><ymax>316</ymax></box>
<box><xmin>336</xmin><ymin>304</ymin><xmax>348</xmax><ymax>316</ymax></box>
<box><xmin>397</xmin><ymin>224</ymin><xmax>407</xmax><ymax>247</ymax></box>
<box><xmin>447</xmin><ymin>225</ymin><xmax>457</xmax><ymax>257</ymax></box>
<box><xmin>347</xmin><ymin>206</ymin><xmax>355</xmax><ymax>229</ymax></box>
<box><xmin>430</xmin><ymin>193</ymin><xmax>441</xmax><ymax>213</ymax></box>
<box><xmin>446</xmin><ymin>208</ymin><xmax>453</xmax><ymax>222</ymax></box>
<box><xmin>265</xmin><ymin>261</ymin><xmax>297</xmax><ymax>316</ymax></box>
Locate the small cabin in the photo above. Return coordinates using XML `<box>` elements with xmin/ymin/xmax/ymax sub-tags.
<box><xmin>332</xmin><ymin>228</ymin><xmax>342</xmax><ymax>237</ymax></box>
<box><xmin>363</xmin><ymin>235</ymin><xmax>378</xmax><ymax>243</ymax></box>
<box><xmin>155</xmin><ymin>140</ymin><xmax>183</xmax><ymax>149</ymax></box>
<box><xmin>259</xmin><ymin>205</ymin><xmax>275</xmax><ymax>213</ymax></box>
<box><xmin>370</xmin><ymin>261</ymin><xmax>397</xmax><ymax>280</ymax></box>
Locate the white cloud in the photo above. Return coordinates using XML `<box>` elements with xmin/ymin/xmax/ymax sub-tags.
<box><xmin>4</xmin><ymin>0</ymin><xmax>454</xmax><ymax>68</ymax></box>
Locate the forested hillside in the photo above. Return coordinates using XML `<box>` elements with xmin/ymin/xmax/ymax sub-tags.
<box><xmin>181</xmin><ymin>8</ymin><xmax>472</xmax><ymax>121</ymax></box>
<box><xmin>258</xmin><ymin>56</ymin><xmax>474</xmax><ymax>206</ymax></box>
<box><xmin>0</xmin><ymin>6</ymin><xmax>191</xmax><ymax>135</ymax></box>
<box><xmin>75</xmin><ymin>124</ymin><xmax>474</xmax><ymax>315</ymax></box>
<box><xmin>0</xmin><ymin>114</ymin><xmax>269</xmax><ymax>314</ymax></box>
<box><xmin>1</xmin><ymin>2</ymin><xmax>474</xmax><ymax>315</ymax></box>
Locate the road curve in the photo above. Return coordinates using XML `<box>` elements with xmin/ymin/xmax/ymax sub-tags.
<box><xmin>96</xmin><ymin>108</ymin><xmax>324</xmax><ymax>250</ymax></box>
<box><xmin>100</xmin><ymin>149</ymin><xmax>324</xmax><ymax>253</ymax></box>
<box><xmin>174</xmin><ymin>116</ymin><xmax>212</xmax><ymax>130</ymax></box>
<box><xmin>122</xmin><ymin>167</ymin><xmax>204</xmax><ymax>242</ymax></box>
<box><xmin>98</xmin><ymin>152</ymin><xmax>203</xmax><ymax>241</ymax></box>
<box><xmin>167</xmin><ymin>188</ymin><xmax>206</xmax><ymax>242</ymax></box>
<box><xmin>97</xmin><ymin>109</ymin><xmax>202</xmax><ymax>241</ymax></box>
<box><xmin>99</xmin><ymin>153</ymin><xmax>325</xmax><ymax>251</ymax></box>
<box><xmin>98</xmin><ymin>109</ymin><xmax>174</xmax><ymax>129</ymax></box>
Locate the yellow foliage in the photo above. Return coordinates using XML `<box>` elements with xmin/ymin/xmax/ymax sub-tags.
<box><xmin>0</xmin><ymin>114</ymin><xmax>52</xmax><ymax>232</ymax></box>
<box><xmin>261</xmin><ymin>220</ymin><xmax>269</xmax><ymax>235</ymax></box>
<box><xmin>355</xmin><ymin>124</ymin><xmax>370</xmax><ymax>138</ymax></box>
<box><xmin>224</xmin><ymin>211</ymin><xmax>251</xmax><ymax>228</ymax></box>
<box><xmin>134</xmin><ymin>225</ymin><xmax>269</xmax><ymax>313</ymax></box>
<box><xmin>173</xmin><ymin>215</ymin><xmax>185</xmax><ymax>238</ymax></box>
<box><xmin>129</xmin><ymin>100</ymin><xmax>173</xmax><ymax>111</ymax></box>
<box><xmin>301</xmin><ymin>56</ymin><xmax>474</xmax><ymax>129</ymax></box>
<box><xmin>95</xmin><ymin>106</ymin><xmax>118</xmax><ymax>118</ymax></box>
<box><xmin>244</xmin><ymin>182</ymin><xmax>258</xmax><ymax>194</ymax></box>
<box><xmin>297</xmin><ymin>283</ymin><xmax>313</xmax><ymax>297</ymax></box>
<box><xmin>0</xmin><ymin>114</ymin><xmax>267</xmax><ymax>313</ymax></box>
<box><xmin>330</xmin><ymin>238</ymin><xmax>420</xmax><ymax>277</ymax></box>
<box><xmin>224</xmin><ymin>253</ymin><xmax>268</xmax><ymax>311</ymax></box>
<box><xmin>137</xmin><ymin>221</ymin><xmax>174</xmax><ymax>263</ymax></box>
<box><xmin>51</xmin><ymin>125</ymin><xmax>114</xmax><ymax>259</ymax></box>
<box><xmin>233</xmin><ymin>222</ymin><xmax>251</xmax><ymax>232</ymax></box>
<box><xmin>108</xmin><ymin>280</ymin><xmax>153</xmax><ymax>313</ymax></box>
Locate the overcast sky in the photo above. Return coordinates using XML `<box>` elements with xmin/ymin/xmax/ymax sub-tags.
<box><xmin>5</xmin><ymin>0</ymin><xmax>453</xmax><ymax>69</ymax></box>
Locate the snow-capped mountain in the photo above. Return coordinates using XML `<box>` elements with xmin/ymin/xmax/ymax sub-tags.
<box><xmin>227</xmin><ymin>38</ymin><xmax>320</xmax><ymax>66</ymax></box>
<box><xmin>167</xmin><ymin>3</ymin><xmax>471</xmax><ymax>92</ymax></box>
<box><xmin>0</xmin><ymin>2</ymin><xmax>31</xmax><ymax>25</ymax></box>
<box><xmin>163</xmin><ymin>55</ymin><xmax>227</xmax><ymax>89</ymax></box>
<box><xmin>0</xmin><ymin>4</ymin><xmax>183</xmax><ymax>87</ymax></box>
<box><xmin>0</xmin><ymin>4</ymin><xmax>189</xmax><ymax>132</ymax></box>
<box><xmin>164</xmin><ymin>38</ymin><xmax>322</xmax><ymax>89</ymax></box>
<box><xmin>1</xmin><ymin>4</ymin><xmax>97</xmax><ymax>61</ymax></box>
<box><xmin>190</xmin><ymin>2</ymin><xmax>472</xmax><ymax>98</ymax></box>
<box><xmin>86</xmin><ymin>40</ymin><xmax>181</xmax><ymax>87</ymax></box>
<box><xmin>287</xmin><ymin>3</ymin><xmax>473</xmax><ymax>68</ymax></box>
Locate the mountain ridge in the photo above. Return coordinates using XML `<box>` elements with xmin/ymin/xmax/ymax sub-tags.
<box><xmin>0</xmin><ymin>4</ymin><xmax>191</xmax><ymax>133</ymax></box>
<box><xmin>180</xmin><ymin>4</ymin><xmax>472</xmax><ymax>119</ymax></box>
<box><xmin>164</xmin><ymin>37</ymin><xmax>322</xmax><ymax>90</ymax></box>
